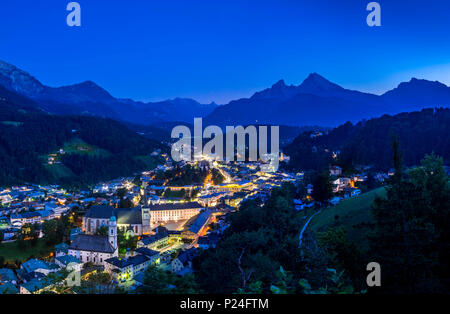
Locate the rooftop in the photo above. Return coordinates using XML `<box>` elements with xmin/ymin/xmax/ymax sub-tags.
<box><xmin>0</xmin><ymin>282</ymin><xmax>19</xmax><ymax>294</ymax></box>
<box><xmin>105</xmin><ymin>254</ymin><xmax>150</xmax><ymax>269</ymax></box>
<box><xmin>148</xmin><ymin>202</ymin><xmax>203</xmax><ymax>211</ymax></box>
<box><xmin>135</xmin><ymin>247</ymin><xmax>160</xmax><ymax>258</ymax></box>
<box><xmin>0</xmin><ymin>268</ymin><xmax>18</xmax><ymax>282</ymax></box>
<box><xmin>22</xmin><ymin>259</ymin><xmax>56</xmax><ymax>273</ymax></box>
<box><xmin>21</xmin><ymin>278</ymin><xmax>50</xmax><ymax>293</ymax></box>
<box><xmin>69</xmin><ymin>234</ymin><xmax>115</xmax><ymax>254</ymax></box>
<box><xmin>55</xmin><ymin>255</ymin><xmax>82</xmax><ymax>265</ymax></box>
<box><xmin>84</xmin><ymin>205</ymin><xmax>142</xmax><ymax>225</ymax></box>
<box><xmin>139</xmin><ymin>231</ymin><xmax>169</xmax><ymax>246</ymax></box>
<box><xmin>55</xmin><ymin>242</ymin><xmax>69</xmax><ymax>252</ymax></box>
<box><xmin>189</xmin><ymin>209</ymin><xmax>213</xmax><ymax>234</ymax></box>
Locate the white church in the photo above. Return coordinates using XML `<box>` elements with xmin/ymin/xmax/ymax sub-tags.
<box><xmin>68</xmin><ymin>216</ymin><xmax>118</xmax><ymax>266</ymax></box>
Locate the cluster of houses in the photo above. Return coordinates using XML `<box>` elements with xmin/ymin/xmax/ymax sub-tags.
<box><xmin>291</xmin><ymin>166</ymin><xmax>367</xmax><ymax>211</ymax></box>
<box><xmin>0</xmin><ymin>211</ymin><xmax>214</xmax><ymax>293</ymax></box>
<box><xmin>329</xmin><ymin>166</ymin><xmax>362</xmax><ymax>198</ymax></box>
<box><xmin>0</xmin><ymin>178</ymin><xmax>151</xmax><ymax>242</ymax></box>
<box><xmin>0</xmin><ymin>155</ymin><xmax>315</xmax><ymax>294</ymax></box>
<box><xmin>0</xmin><ymin>186</ymin><xmax>75</xmax><ymax>241</ymax></box>
<box><xmin>0</xmin><ymin>252</ymin><xmax>82</xmax><ymax>294</ymax></box>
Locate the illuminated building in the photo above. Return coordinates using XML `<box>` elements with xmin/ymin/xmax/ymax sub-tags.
<box><xmin>183</xmin><ymin>209</ymin><xmax>214</xmax><ymax>239</ymax></box>
<box><xmin>147</xmin><ymin>202</ymin><xmax>204</xmax><ymax>224</ymax></box>
<box><xmin>214</xmin><ymin>180</ymin><xmax>253</xmax><ymax>193</ymax></box>
<box><xmin>105</xmin><ymin>248</ymin><xmax>159</xmax><ymax>282</ymax></box>
<box><xmin>69</xmin><ymin>217</ymin><xmax>118</xmax><ymax>266</ymax></box>
<box><xmin>83</xmin><ymin>205</ymin><xmax>152</xmax><ymax>235</ymax></box>
<box><xmin>330</xmin><ymin>165</ymin><xmax>343</xmax><ymax>176</ymax></box>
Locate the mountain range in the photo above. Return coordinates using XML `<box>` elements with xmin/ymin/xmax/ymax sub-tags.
<box><xmin>1</xmin><ymin>60</ymin><xmax>450</xmax><ymax>127</ymax></box>
<box><xmin>205</xmin><ymin>74</ymin><xmax>450</xmax><ymax>126</ymax></box>
<box><xmin>0</xmin><ymin>60</ymin><xmax>218</xmax><ymax>125</ymax></box>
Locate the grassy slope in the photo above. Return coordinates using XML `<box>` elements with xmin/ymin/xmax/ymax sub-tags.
<box><xmin>1</xmin><ymin>121</ymin><xmax>23</xmax><ymax>127</ymax></box>
<box><xmin>44</xmin><ymin>164</ymin><xmax>75</xmax><ymax>180</ymax></box>
<box><xmin>42</xmin><ymin>144</ymin><xmax>162</xmax><ymax>185</ymax></box>
<box><xmin>62</xmin><ymin>138</ymin><xmax>111</xmax><ymax>157</ymax></box>
<box><xmin>41</xmin><ymin>138</ymin><xmax>111</xmax><ymax>181</ymax></box>
<box><xmin>134</xmin><ymin>155</ymin><xmax>163</xmax><ymax>170</ymax></box>
<box><xmin>309</xmin><ymin>187</ymin><xmax>386</xmax><ymax>252</ymax></box>
<box><xmin>0</xmin><ymin>239</ymin><xmax>53</xmax><ymax>263</ymax></box>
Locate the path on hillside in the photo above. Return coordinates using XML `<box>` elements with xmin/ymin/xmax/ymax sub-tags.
<box><xmin>298</xmin><ymin>209</ymin><xmax>322</xmax><ymax>249</ymax></box>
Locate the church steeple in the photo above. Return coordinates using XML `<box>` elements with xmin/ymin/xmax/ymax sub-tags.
<box><xmin>141</xmin><ymin>181</ymin><xmax>151</xmax><ymax>235</ymax></box>
<box><xmin>109</xmin><ymin>216</ymin><xmax>117</xmax><ymax>250</ymax></box>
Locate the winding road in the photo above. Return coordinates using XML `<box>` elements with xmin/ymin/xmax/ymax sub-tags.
<box><xmin>298</xmin><ymin>209</ymin><xmax>322</xmax><ymax>249</ymax></box>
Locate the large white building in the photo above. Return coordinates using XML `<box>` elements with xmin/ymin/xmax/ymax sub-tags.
<box><xmin>83</xmin><ymin>203</ymin><xmax>204</xmax><ymax>234</ymax></box>
<box><xmin>148</xmin><ymin>202</ymin><xmax>204</xmax><ymax>224</ymax></box>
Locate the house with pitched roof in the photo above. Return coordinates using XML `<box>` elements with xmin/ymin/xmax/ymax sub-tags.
<box><xmin>137</xmin><ymin>228</ymin><xmax>170</xmax><ymax>251</ymax></box>
<box><xmin>19</xmin><ymin>278</ymin><xmax>52</xmax><ymax>294</ymax></box>
<box><xmin>21</xmin><ymin>259</ymin><xmax>60</xmax><ymax>276</ymax></box>
<box><xmin>171</xmin><ymin>248</ymin><xmax>199</xmax><ymax>274</ymax></box>
<box><xmin>0</xmin><ymin>282</ymin><xmax>18</xmax><ymax>294</ymax></box>
<box><xmin>55</xmin><ymin>243</ymin><xmax>69</xmax><ymax>257</ymax></box>
<box><xmin>134</xmin><ymin>247</ymin><xmax>160</xmax><ymax>265</ymax></box>
<box><xmin>0</xmin><ymin>268</ymin><xmax>18</xmax><ymax>285</ymax></box>
<box><xmin>55</xmin><ymin>255</ymin><xmax>83</xmax><ymax>272</ymax></box>
<box><xmin>105</xmin><ymin>248</ymin><xmax>159</xmax><ymax>282</ymax></box>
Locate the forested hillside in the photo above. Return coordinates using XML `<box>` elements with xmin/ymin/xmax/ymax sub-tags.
<box><xmin>0</xmin><ymin>89</ymin><xmax>165</xmax><ymax>188</ymax></box>
<box><xmin>284</xmin><ymin>108</ymin><xmax>450</xmax><ymax>172</ymax></box>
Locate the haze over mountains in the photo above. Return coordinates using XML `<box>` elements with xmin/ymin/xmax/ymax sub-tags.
<box><xmin>1</xmin><ymin>60</ymin><xmax>450</xmax><ymax>127</ymax></box>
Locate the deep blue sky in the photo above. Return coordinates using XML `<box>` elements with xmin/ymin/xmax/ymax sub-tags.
<box><xmin>1</xmin><ymin>0</ymin><xmax>449</xmax><ymax>104</ymax></box>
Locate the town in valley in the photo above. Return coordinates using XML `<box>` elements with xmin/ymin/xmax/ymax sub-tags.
<box><xmin>0</xmin><ymin>148</ymin><xmax>382</xmax><ymax>294</ymax></box>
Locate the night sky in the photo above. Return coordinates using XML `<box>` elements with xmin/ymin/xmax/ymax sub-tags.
<box><xmin>1</xmin><ymin>0</ymin><xmax>449</xmax><ymax>103</ymax></box>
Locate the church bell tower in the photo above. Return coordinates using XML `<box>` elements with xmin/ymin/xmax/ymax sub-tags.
<box><xmin>141</xmin><ymin>182</ymin><xmax>151</xmax><ymax>234</ymax></box>
<box><xmin>109</xmin><ymin>216</ymin><xmax>117</xmax><ymax>250</ymax></box>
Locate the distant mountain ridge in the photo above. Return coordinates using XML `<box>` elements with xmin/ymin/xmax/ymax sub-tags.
<box><xmin>1</xmin><ymin>60</ymin><xmax>450</xmax><ymax>127</ymax></box>
<box><xmin>205</xmin><ymin>73</ymin><xmax>450</xmax><ymax>127</ymax></box>
<box><xmin>382</xmin><ymin>77</ymin><xmax>450</xmax><ymax>110</ymax></box>
<box><xmin>0</xmin><ymin>60</ymin><xmax>218</xmax><ymax>125</ymax></box>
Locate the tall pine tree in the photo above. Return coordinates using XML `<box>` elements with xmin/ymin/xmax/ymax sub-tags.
<box><xmin>369</xmin><ymin>139</ymin><xmax>449</xmax><ymax>293</ymax></box>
